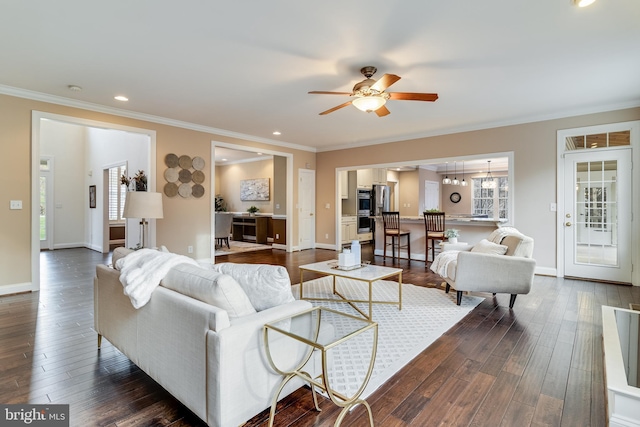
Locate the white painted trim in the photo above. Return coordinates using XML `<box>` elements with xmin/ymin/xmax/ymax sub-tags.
<box><xmin>535</xmin><ymin>267</ymin><xmax>557</xmax><ymax>277</ymax></box>
<box><xmin>31</xmin><ymin>111</ymin><xmax>156</xmax><ymax>291</ymax></box>
<box><xmin>0</xmin><ymin>282</ymin><xmax>36</xmax><ymax>297</ymax></box>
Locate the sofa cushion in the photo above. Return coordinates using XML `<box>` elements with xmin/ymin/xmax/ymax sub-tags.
<box><xmin>161</xmin><ymin>264</ymin><xmax>256</xmax><ymax>318</ymax></box>
<box><xmin>212</xmin><ymin>263</ymin><xmax>295</xmax><ymax>311</ymax></box>
<box><xmin>471</xmin><ymin>239</ymin><xmax>508</xmax><ymax>255</ymax></box>
<box><xmin>112</xmin><ymin>247</ymin><xmax>134</xmax><ymax>269</ymax></box>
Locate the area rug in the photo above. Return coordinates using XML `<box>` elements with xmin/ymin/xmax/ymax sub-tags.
<box><xmin>290</xmin><ymin>277</ymin><xmax>484</xmax><ymax>400</ymax></box>
<box><xmin>214</xmin><ymin>241</ymin><xmax>272</xmax><ymax>256</ymax></box>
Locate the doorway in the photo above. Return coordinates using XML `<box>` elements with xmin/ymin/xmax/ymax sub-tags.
<box><xmin>31</xmin><ymin>111</ymin><xmax>156</xmax><ymax>293</ymax></box>
<box><xmin>557</xmin><ymin>122</ymin><xmax>639</xmax><ymax>284</ymax></box>
<box><xmin>39</xmin><ymin>157</ymin><xmax>54</xmax><ymax>250</ymax></box>
<box><xmin>298</xmin><ymin>168</ymin><xmax>315</xmax><ymax>250</ymax></box>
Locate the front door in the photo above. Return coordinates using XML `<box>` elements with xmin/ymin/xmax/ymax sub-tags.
<box><xmin>563</xmin><ymin>148</ymin><xmax>632</xmax><ymax>283</ymax></box>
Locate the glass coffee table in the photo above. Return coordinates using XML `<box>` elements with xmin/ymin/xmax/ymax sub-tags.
<box><xmin>264</xmin><ymin>306</ymin><xmax>378</xmax><ymax>427</ymax></box>
<box><xmin>299</xmin><ymin>260</ymin><xmax>403</xmax><ymax>320</ymax></box>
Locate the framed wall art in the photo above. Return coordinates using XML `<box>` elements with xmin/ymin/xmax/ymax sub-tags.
<box><xmin>240</xmin><ymin>178</ymin><xmax>270</xmax><ymax>201</ymax></box>
<box><xmin>89</xmin><ymin>185</ymin><xmax>96</xmax><ymax>208</ymax></box>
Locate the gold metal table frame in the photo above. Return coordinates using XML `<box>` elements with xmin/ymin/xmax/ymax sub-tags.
<box><xmin>299</xmin><ymin>261</ymin><xmax>403</xmax><ymax>320</ymax></box>
<box><xmin>264</xmin><ymin>307</ymin><xmax>378</xmax><ymax>427</ymax></box>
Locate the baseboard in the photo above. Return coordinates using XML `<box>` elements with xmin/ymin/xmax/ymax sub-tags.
<box><xmin>0</xmin><ymin>282</ymin><xmax>37</xmax><ymax>296</ymax></box>
<box><xmin>535</xmin><ymin>266</ymin><xmax>557</xmax><ymax>276</ymax></box>
<box><xmin>272</xmin><ymin>243</ymin><xmax>287</xmax><ymax>251</ymax></box>
<box><xmin>53</xmin><ymin>242</ymin><xmax>86</xmax><ymax>250</ymax></box>
<box><xmin>374</xmin><ymin>248</ymin><xmax>427</xmax><ymax>262</ymax></box>
<box><xmin>314</xmin><ymin>243</ymin><xmax>338</xmax><ymax>251</ymax></box>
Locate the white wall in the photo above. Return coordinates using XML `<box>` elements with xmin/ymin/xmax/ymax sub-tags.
<box><xmin>40</xmin><ymin>120</ymin><xmax>86</xmax><ymax>248</ymax></box>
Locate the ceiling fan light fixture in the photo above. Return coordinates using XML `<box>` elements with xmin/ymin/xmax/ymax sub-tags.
<box><xmin>352</xmin><ymin>95</ymin><xmax>386</xmax><ymax>113</ymax></box>
<box><xmin>572</xmin><ymin>0</ymin><xmax>596</xmax><ymax>7</ymax></box>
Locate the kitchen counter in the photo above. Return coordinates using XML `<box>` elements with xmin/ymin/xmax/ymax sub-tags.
<box><xmin>373</xmin><ymin>214</ymin><xmax>509</xmax><ymax>262</ymax></box>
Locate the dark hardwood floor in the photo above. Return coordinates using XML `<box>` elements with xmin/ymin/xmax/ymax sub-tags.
<box><xmin>1</xmin><ymin>246</ymin><xmax>636</xmax><ymax>426</ymax></box>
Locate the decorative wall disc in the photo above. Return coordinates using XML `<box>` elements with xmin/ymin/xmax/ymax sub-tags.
<box><xmin>165</xmin><ymin>153</ymin><xmax>179</xmax><ymax>168</ymax></box>
<box><xmin>164</xmin><ymin>167</ymin><xmax>179</xmax><ymax>183</ymax></box>
<box><xmin>178</xmin><ymin>168</ymin><xmax>192</xmax><ymax>183</ymax></box>
<box><xmin>164</xmin><ymin>153</ymin><xmax>205</xmax><ymax>198</ymax></box>
<box><xmin>192</xmin><ymin>170</ymin><xmax>205</xmax><ymax>184</ymax></box>
<box><xmin>178</xmin><ymin>155</ymin><xmax>192</xmax><ymax>169</ymax></box>
<box><xmin>164</xmin><ymin>182</ymin><xmax>178</xmax><ymax>197</ymax></box>
<box><xmin>192</xmin><ymin>156</ymin><xmax>205</xmax><ymax>170</ymax></box>
<box><xmin>192</xmin><ymin>184</ymin><xmax>205</xmax><ymax>198</ymax></box>
<box><xmin>178</xmin><ymin>183</ymin><xmax>192</xmax><ymax>198</ymax></box>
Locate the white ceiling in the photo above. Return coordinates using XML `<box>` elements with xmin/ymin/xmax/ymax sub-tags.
<box><xmin>1</xmin><ymin>1</ymin><xmax>639</xmax><ymax>152</ymax></box>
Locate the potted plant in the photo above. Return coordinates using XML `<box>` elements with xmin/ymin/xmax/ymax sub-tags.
<box><xmin>215</xmin><ymin>195</ymin><xmax>227</xmax><ymax>212</ymax></box>
<box><xmin>444</xmin><ymin>228</ymin><xmax>460</xmax><ymax>244</ymax></box>
<box><xmin>247</xmin><ymin>206</ymin><xmax>259</xmax><ymax>216</ymax></box>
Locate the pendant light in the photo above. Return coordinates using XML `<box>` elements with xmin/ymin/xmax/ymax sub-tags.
<box><xmin>451</xmin><ymin>161</ymin><xmax>460</xmax><ymax>185</ymax></box>
<box><xmin>442</xmin><ymin>162</ymin><xmax>451</xmax><ymax>184</ymax></box>
<box><xmin>460</xmin><ymin>161</ymin><xmax>469</xmax><ymax>186</ymax></box>
<box><xmin>481</xmin><ymin>160</ymin><xmax>497</xmax><ymax>189</ymax></box>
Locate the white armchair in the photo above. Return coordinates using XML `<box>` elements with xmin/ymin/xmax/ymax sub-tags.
<box><xmin>431</xmin><ymin>227</ymin><xmax>536</xmax><ymax>308</ymax></box>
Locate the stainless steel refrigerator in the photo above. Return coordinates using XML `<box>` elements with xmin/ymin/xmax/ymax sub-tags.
<box><xmin>372</xmin><ymin>185</ymin><xmax>390</xmax><ymax>216</ymax></box>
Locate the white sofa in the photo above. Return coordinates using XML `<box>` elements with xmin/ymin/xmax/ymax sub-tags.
<box><xmin>94</xmin><ymin>249</ymin><xmax>320</xmax><ymax>427</ymax></box>
<box><xmin>431</xmin><ymin>227</ymin><xmax>536</xmax><ymax>308</ymax></box>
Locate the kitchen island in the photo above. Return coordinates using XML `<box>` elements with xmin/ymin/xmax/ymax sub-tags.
<box><xmin>373</xmin><ymin>215</ymin><xmax>508</xmax><ymax>262</ymax></box>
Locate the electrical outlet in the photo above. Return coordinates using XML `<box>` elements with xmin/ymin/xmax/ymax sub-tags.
<box><xmin>325</xmin><ymin>233</ymin><xmax>329</xmax><ymax>239</ymax></box>
<box><xmin>187</xmin><ymin>246</ymin><xmax>193</xmax><ymax>254</ymax></box>
<box><xmin>275</xmin><ymin>233</ymin><xmax>279</xmax><ymax>239</ymax></box>
<box><xmin>10</xmin><ymin>200</ymin><xmax>22</xmax><ymax>210</ymax></box>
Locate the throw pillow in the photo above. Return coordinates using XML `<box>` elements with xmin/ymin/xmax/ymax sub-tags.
<box><xmin>212</xmin><ymin>263</ymin><xmax>295</xmax><ymax>311</ymax></box>
<box><xmin>161</xmin><ymin>264</ymin><xmax>256</xmax><ymax>318</ymax></box>
<box><xmin>471</xmin><ymin>239</ymin><xmax>508</xmax><ymax>255</ymax></box>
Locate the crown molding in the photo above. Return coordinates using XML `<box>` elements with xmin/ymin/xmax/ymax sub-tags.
<box><xmin>316</xmin><ymin>100</ymin><xmax>640</xmax><ymax>152</ymax></box>
<box><xmin>0</xmin><ymin>84</ymin><xmax>316</xmax><ymax>153</ymax></box>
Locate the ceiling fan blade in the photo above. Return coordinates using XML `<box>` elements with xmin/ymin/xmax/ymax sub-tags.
<box><xmin>371</xmin><ymin>74</ymin><xmax>400</xmax><ymax>92</ymax></box>
<box><xmin>308</xmin><ymin>91</ymin><xmax>352</xmax><ymax>96</ymax></box>
<box><xmin>388</xmin><ymin>92</ymin><xmax>439</xmax><ymax>102</ymax></box>
<box><xmin>319</xmin><ymin>101</ymin><xmax>353</xmax><ymax>115</ymax></box>
<box><xmin>375</xmin><ymin>105</ymin><xmax>390</xmax><ymax>117</ymax></box>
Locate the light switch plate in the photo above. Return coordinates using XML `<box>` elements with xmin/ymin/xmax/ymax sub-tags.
<box><xmin>10</xmin><ymin>200</ymin><xmax>22</xmax><ymax>210</ymax></box>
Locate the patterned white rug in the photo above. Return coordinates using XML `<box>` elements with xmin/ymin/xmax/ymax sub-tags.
<box><xmin>291</xmin><ymin>276</ymin><xmax>483</xmax><ymax>400</ymax></box>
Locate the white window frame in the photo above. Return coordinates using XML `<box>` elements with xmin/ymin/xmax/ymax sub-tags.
<box><xmin>472</xmin><ymin>176</ymin><xmax>509</xmax><ymax>220</ymax></box>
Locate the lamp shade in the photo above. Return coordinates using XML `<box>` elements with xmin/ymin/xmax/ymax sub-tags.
<box><xmin>123</xmin><ymin>192</ymin><xmax>164</xmax><ymax>219</ymax></box>
<box><xmin>352</xmin><ymin>96</ymin><xmax>386</xmax><ymax>112</ymax></box>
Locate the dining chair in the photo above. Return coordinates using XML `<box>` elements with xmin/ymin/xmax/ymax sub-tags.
<box><xmin>424</xmin><ymin>212</ymin><xmax>446</xmax><ymax>263</ymax></box>
<box><xmin>381</xmin><ymin>211</ymin><xmax>411</xmax><ymax>262</ymax></box>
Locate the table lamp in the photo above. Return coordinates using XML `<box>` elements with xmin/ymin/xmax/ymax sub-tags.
<box><xmin>123</xmin><ymin>191</ymin><xmax>164</xmax><ymax>248</ymax></box>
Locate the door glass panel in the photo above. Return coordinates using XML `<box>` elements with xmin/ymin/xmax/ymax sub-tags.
<box><xmin>574</xmin><ymin>160</ymin><xmax>617</xmax><ymax>266</ymax></box>
<box><xmin>566</xmin><ymin>130</ymin><xmax>630</xmax><ymax>151</ymax></box>
<box><xmin>609</xmin><ymin>131</ymin><xmax>631</xmax><ymax>147</ymax></box>
<box><xmin>39</xmin><ymin>176</ymin><xmax>47</xmax><ymax>241</ymax></box>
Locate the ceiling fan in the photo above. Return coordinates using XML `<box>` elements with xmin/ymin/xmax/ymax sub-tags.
<box><xmin>309</xmin><ymin>66</ymin><xmax>438</xmax><ymax>117</ymax></box>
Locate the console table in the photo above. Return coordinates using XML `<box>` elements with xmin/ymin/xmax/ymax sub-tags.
<box><xmin>232</xmin><ymin>215</ymin><xmax>268</xmax><ymax>244</ymax></box>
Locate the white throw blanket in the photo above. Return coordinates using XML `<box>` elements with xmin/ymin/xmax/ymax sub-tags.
<box><xmin>429</xmin><ymin>250</ymin><xmax>460</xmax><ymax>277</ymax></box>
<box><xmin>116</xmin><ymin>248</ymin><xmax>199</xmax><ymax>309</ymax></box>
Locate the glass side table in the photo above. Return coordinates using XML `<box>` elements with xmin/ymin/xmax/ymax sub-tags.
<box><xmin>263</xmin><ymin>306</ymin><xmax>378</xmax><ymax>427</ymax></box>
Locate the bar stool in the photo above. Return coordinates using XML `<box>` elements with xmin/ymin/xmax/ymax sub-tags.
<box><xmin>424</xmin><ymin>212</ymin><xmax>446</xmax><ymax>263</ymax></box>
<box><xmin>381</xmin><ymin>211</ymin><xmax>411</xmax><ymax>262</ymax></box>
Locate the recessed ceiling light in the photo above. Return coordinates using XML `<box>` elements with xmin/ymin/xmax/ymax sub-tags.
<box><xmin>272</xmin><ymin>131</ymin><xmax>281</xmax><ymax>136</ymax></box>
<box><xmin>257</xmin><ymin>152</ymin><xmax>263</xmax><ymax>155</ymax></box>
<box><xmin>221</xmin><ymin>158</ymin><xmax>228</xmax><ymax>162</ymax></box>
<box><xmin>572</xmin><ymin>0</ymin><xmax>596</xmax><ymax>7</ymax></box>
<box><xmin>68</xmin><ymin>85</ymin><xmax>82</xmax><ymax>92</ymax></box>
<box><xmin>114</xmin><ymin>95</ymin><xmax>129</xmax><ymax>102</ymax></box>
